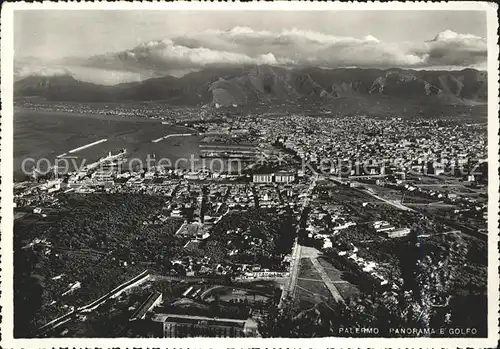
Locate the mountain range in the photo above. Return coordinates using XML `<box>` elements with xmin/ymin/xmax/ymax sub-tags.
<box><xmin>14</xmin><ymin>66</ymin><xmax>487</xmax><ymax>112</ymax></box>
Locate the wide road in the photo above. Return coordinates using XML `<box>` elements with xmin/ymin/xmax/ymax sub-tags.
<box><xmin>310</xmin><ymin>257</ymin><xmax>344</xmax><ymax>303</ymax></box>
<box><xmin>287</xmin><ymin>240</ymin><xmax>302</xmax><ymax>302</ymax></box>
<box><xmin>38</xmin><ymin>270</ymin><xmax>150</xmax><ymax>335</ymax></box>
<box><xmin>278</xmin><ymin>238</ymin><xmax>301</xmax><ymax>309</ymax></box>
<box><xmin>301</xmin><ymin>246</ymin><xmax>344</xmax><ymax>303</ymax></box>
<box><xmin>278</xmin><ymin>175</ymin><xmax>318</xmax><ymax>310</ymax></box>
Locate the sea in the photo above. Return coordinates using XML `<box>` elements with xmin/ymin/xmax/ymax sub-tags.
<box><xmin>14</xmin><ymin>108</ymin><xmax>210</xmax><ymax>180</ymax></box>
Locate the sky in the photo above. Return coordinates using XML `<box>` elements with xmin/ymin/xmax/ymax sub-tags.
<box><xmin>14</xmin><ymin>10</ymin><xmax>488</xmax><ymax>84</ymax></box>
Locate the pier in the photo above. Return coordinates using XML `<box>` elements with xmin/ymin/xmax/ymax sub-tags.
<box><xmin>151</xmin><ymin>133</ymin><xmax>196</xmax><ymax>143</ymax></box>
<box><xmin>68</xmin><ymin>139</ymin><xmax>108</xmax><ymax>153</ymax></box>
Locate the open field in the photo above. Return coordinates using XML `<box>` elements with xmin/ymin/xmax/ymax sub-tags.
<box><xmin>203</xmin><ymin>286</ymin><xmax>271</xmax><ymax>303</ymax></box>
<box><xmin>297</xmin><ymin>258</ymin><xmax>322</xmax><ymax>280</ymax></box>
<box><xmin>295</xmin><ymin>278</ymin><xmax>334</xmax><ymax>310</ymax></box>
<box><xmin>317</xmin><ymin>257</ymin><xmax>360</xmax><ymax>299</ymax></box>
<box><xmin>317</xmin><ymin>258</ymin><xmax>344</xmax><ymax>280</ymax></box>
<box><xmin>359</xmin><ymin>184</ymin><xmax>403</xmax><ymax>201</ymax></box>
<box><xmin>294</xmin><ymin>247</ymin><xmax>360</xmax><ymax>309</ymax></box>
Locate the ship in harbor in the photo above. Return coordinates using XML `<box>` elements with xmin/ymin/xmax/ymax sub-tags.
<box><xmin>99</xmin><ymin>148</ymin><xmax>127</xmax><ymax>163</ymax></box>
<box><xmin>84</xmin><ymin>148</ymin><xmax>127</xmax><ymax>171</ymax></box>
<box><xmin>199</xmin><ymin>142</ymin><xmax>257</xmax><ymax>160</ymax></box>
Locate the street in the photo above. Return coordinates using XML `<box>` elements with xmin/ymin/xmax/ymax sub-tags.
<box><xmin>278</xmin><ymin>175</ymin><xmax>317</xmax><ymax>310</ymax></box>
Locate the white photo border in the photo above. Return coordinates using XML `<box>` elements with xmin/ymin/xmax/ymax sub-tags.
<box><xmin>1</xmin><ymin>1</ymin><xmax>498</xmax><ymax>348</ymax></box>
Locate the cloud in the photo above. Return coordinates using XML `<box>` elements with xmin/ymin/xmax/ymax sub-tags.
<box><xmin>422</xmin><ymin>30</ymin><xmax>487</xmax><ymax>67</ymax></box>
<box><xmin>17</xmin><ymin>27</ymin><xmax>487</xmax><ymax>83</ymax></box>
<box><xmin>14</xmin><ymin>63</ymin><xmax>159</xmax><ymax>85</ymax></box>
<box><xmin>76</xmin><ymin>37</ymin><xmax>293</xmax><ymax>80</ymax></box>
<box><xmin>15</xmin><ymin>64</ymin><xmax>71</xmax><ymax>78</ymax></box>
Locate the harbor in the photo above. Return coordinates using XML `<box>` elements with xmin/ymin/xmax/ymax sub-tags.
<box><xmin>14</xmin><ymin>109</ymin><xmax>203</xmax><ymax>181</ymax></box>
<box><xmin>151</xmin><ymin>133</ymin><xmax>197</xmax><ymax>143</ymax></box>
<box><xmin>68</xmin><ymin>138</ymin><xmax>108</xmax><ymax>153</ymax></box>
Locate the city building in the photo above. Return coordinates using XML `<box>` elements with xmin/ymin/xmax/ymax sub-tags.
<box><xmin>151</xmin><ymin>314</ymin><xmax>259</xmax><ymax>337</ymax></box>
<box><xmin>253</xmin><ymin>174</ymin><xmax>274</xmax><ymax>183</ymax></box>
<box><xmin>92</xmin><ymin>170</ymin><xmax>113</xmax><ymax>184</ymax></box>
<box><xmin>92</xmin><ymin>161</ymin><xmax>120</xmax><ymax>184</ymax></box>
<box><xmin>372</xmin><ymin>221</ymin><xmax>395</xmax><ymax>233</ymax></box>
<box><xmin>274</xmin><ymin>171</ymin><xmax>296</xmax><ymax>184</ymax></box>
<box><xmin>130</xmin><ymin>292</ymin><xmax>163</xmax><ymax>321</ymax></box>
<box><xmin>199</xmin><ymin>143</ymin><xmax>257</xmax><ymax>159</ymax></box>
<box><xmin>384</xmin><ymin>227</ymin><xmax>411</xmax><ymax>238</ymax></box>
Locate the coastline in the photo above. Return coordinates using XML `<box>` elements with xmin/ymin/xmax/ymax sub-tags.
<box><xmin>14</xmin><ymin>106</ymin><xmax>194</xmax><ymax>126</ymax></box>
<box><xmin>13</xmin><ymin>108</ymin><xmax>202</xmax><ymax>181</ymax></box>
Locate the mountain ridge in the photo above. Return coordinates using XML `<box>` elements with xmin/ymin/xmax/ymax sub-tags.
<box><xmin>14</xmin><ymin>66</ymin><xmax>487</xmax><ymax>109</ymax></box>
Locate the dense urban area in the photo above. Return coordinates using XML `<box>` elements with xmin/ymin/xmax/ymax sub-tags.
<box><xmin>14</xmin><ymin>101</ymin><xmax>488</xmax><ymax>338</ymax></box>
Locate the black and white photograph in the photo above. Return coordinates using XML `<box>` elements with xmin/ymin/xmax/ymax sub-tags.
<box><xmin>1</xmin><ymin>2</ymin><xmax>498</xmax><ymax>347</ymax></box>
